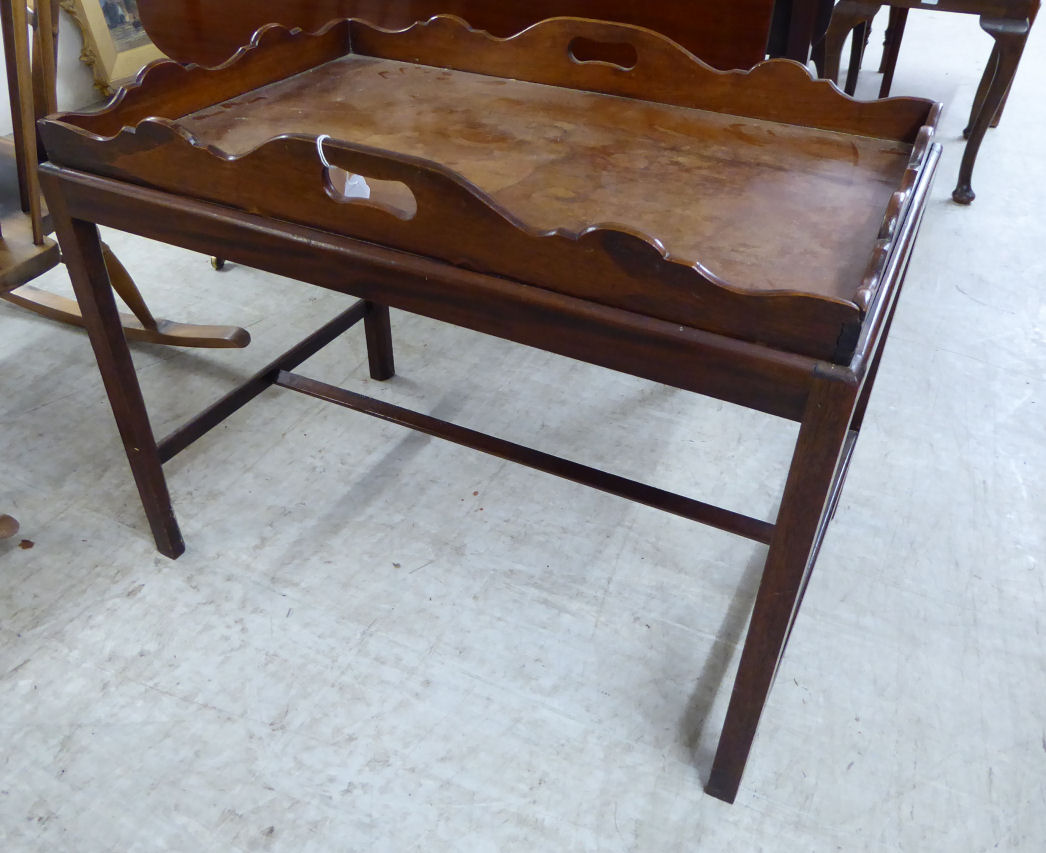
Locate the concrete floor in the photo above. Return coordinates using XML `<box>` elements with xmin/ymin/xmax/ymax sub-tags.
<box><xmin>2</xmin><ymin>12</ymin><xmax>1044</xmax><ymax>852</ymax></box>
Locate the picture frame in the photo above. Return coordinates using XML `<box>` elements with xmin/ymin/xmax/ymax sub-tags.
<box><xmin>59</xmin><ymin>0</ymin><xmax>165</xmax><ymax>94</ymax></box>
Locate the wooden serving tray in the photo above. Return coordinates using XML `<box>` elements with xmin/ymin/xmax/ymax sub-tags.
<box><xmin>39</xmin><ymin>16</ymin><xmax>939</xmax><ymax>364</ymax></box>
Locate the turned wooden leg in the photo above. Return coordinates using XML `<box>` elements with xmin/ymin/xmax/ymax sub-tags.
<box><xmin>706</xmin><ymin>371</ymin><xmax>858</xmax><ymax>802</ymax></box>
<box><xmin>953</xmin><ymin>16</ymin><xmax>1030</xmax><ymax>204</ymax></box>
<box><xmin>363</xmin><ymin>301</ymin><xmax>395</xmax><ymax>380</ymax></box>
<box><xmin>878</xmin><ymin>7</ymin><xmax>908</xmax><ymax>98</ymax></box>
<box><xmin>822</xmin><ymin>1</ymin><xmax>883</xmax><ymax>88</ymax></box>
<box><xmin>45</xmin><ymin>187</ymin><xmax>184</xmax><ymax>558</ymax></box>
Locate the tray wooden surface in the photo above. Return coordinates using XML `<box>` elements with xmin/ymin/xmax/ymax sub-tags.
<box><xmin>179</xmin><ymin>55</ymin><xmax>911</xmax><ymax>302</ymax></box>
<box><xmin>39</xmin><ymin>16</ymin><xmax>940</xmax><ymax>363</ymax></box>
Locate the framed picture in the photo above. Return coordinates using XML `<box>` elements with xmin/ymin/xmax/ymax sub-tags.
<box><xmin>60</xmin><ymin>0</ymin><xmax>165</xmax><ymax>94</ymax></box>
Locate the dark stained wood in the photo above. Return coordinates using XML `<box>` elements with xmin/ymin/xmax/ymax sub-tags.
<box><xmin>707</xmin><ymin>368</ymin><xmax>858</xmax><ymax>803</ymax></box>
<box><xmin>768</xmin><ymin>0</ymin><xmax>834</xmax><ymax>64</ymax></box>
<box><xmin>43</xmin><ymin>165</ymin><xmax>821</xmax><ymax>422</ymax></box>
<box><xmin>823</xmin><ymin>0</ymin><xmax>1039</xmax><ymax>204</ymax></box>
<box><xmin>277</xmin><ymin>369</ymin><xmax>777</xmax><ymax>543</ymax></box>
<box><xmin>136</xmin><ymin>0</ymin><xmax>778</xmax><ymax>71</ymax></box>
<box><xmin>344</xmin><ymin>15</ymin><xmax>931</xmax><ymax>139</ymax></box>
<box><xmin>39</xmin><ymin>14</ymin><xmax>942</xmax><ymax>803</ymax></box>
<box><xmin>78</xmin><ymin>16</ymin><xmax>932</xmax><ymax>142</ymax></box>
<box><xmin>40</xmin><ymin>18</ymin><xmax>940</xmax><ymax>363</ymax></box>
<box><xmin>878</xmin><ymin>7</ymin><xmax>909</xmax><ymax>96</ymax></box>
<box><xmin>363</xmin><ymin>301</ymin><xmax>395</xmax><ymax>380</ymax></box>
<box><xmin>708</xmin><ymin>134</ymin><xmax>940</xmax><ymax>803</ymax></box>
<box><xmin>45</xmin><ymin>189</ymin><xmax>184</xmax><ymax>559</ymax></box>
<box><xmin>157</xmin><ymin>300</ymin><xmax>372</xmax><ymax>462</ymax></box>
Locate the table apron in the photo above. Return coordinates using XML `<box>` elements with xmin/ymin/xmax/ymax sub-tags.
<box><xmin>40</xmin><ymin>164</ymin><xmax>838</xmax><ymax>423</ymax></box>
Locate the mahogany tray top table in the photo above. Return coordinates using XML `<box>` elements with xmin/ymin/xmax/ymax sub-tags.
<box><xmin>37</xmin><ymin>15</ymin><xmax>941</xmax><ymax>803</ymax></box>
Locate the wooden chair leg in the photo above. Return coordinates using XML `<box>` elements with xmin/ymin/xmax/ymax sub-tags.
<box><xmin>877</xmin><ymin>7</ymin><xmax>895</xmax><ymax>72</ymax></box>
<box><xmin>988</xmin><ymin>6</ymin><xmax>1036</xmax><ymax>128</ymax></box>
<box><xmin>810</xmin><ymin>38</ymin><xmax>827</xmax><ymax>78</ymax></box>
<box><xmin>963</xmin><ymin>42</ymin><xmax>1000</xmax><ymax>142</ymax></box>
<box><xmin>988</xmin><ymin>86</ymin><xmax>1012</xmax><ymax>129</ymax></box>
<box><xmin>6</xmin><ymin>0</ymin><xmax>42</xmax><ymax>244</ymax></box>
<box><xmin>45</xmin><ymin>186</ymin><xmax>184</xmax><ymax>558</ymax></box>
<box><xmin>822</xmin><ymin>0</ymin><xmax>883</xmax><ymax>88</ymax></box>
<box><xmin>953</xmin><ymin>16</ymin><xmax>1030</xmax><ymax>204</ymax></box>
<box><xmin>0</xmin><ymin>0</ymin><xmax>29</xmax><ymax>213</ymax></box>
<box><xmin>878</xmin><ymin>7</ymin><xmax>908</xmax><ymax>98</ymax></box>
<box><xmin>363</xmin><ymin>301</ymin><xmax>395</xmax><ymax>381</ymax></box>
<box><xmin>844</xmin><ymin>20</ymin><xmax>870</xmax><ymax>96</ymax></box>
<box><xmin>706</xmin><ymin>371</ymin><xmax>858</xmax><ymax>802</ymax></box>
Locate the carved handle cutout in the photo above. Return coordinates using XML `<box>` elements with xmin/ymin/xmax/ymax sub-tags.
<box><xmin>324</xmin><ymin>166</ymin><xmax>418</xmax><ymax>220</ymax></box>
<box><xmin>317</xmin><ymin>134</ymin><xmax>417</xmax><ymax>219</ymax></box>
<box><xmin>568</xmin><ymin>37</ymin><xmax>638</xmax><ymax>71</ymax></box>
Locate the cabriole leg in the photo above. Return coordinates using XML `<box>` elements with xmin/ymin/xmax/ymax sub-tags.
<box><xmin>953</xmin><ymin>16</ymin><xmax>1030</xmax><ymax>204</ymax></box>
<box><xmin>706</xmin><ymin>371</ymin><xmax>858</xmax><ymax>802</ymax></box>
<box><xmin>963</xmin><ymin>43</ymin><xmax>1001</xmax><ymax>142</ymax></box>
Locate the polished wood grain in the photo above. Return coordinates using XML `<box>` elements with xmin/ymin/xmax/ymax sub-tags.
<box><xmin>45</xmin><ymin>186</ymin><xmax>184</xmax><ymax>558</ymax></box>
<box><xmin>39</xmin><ymin>14</ymin><xmax>942</xmax><ymax>804</ymax></box>
<box><xmin>41</xmin><ymin>17</ymin><xmax>939</xmax><ymax>363</ymax></box>
<box><xmin>136</xmin><ymin>0</ymin><xmax>777</xmax><ymax>71</ymax></box>
<box><xmin>177</xmin><ymin>58</ymin><xmax>911</xmax><ymax>293</ymax></box>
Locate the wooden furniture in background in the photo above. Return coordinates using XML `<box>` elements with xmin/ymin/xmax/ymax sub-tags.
<box><xmin>0</xmin><ymin>0</ymin><xmax>249</xmax><ymax>538</ymax></box>
<box><xmin>139</xmin><ymin>0</ymin><xmax>840</xmax><ymax>70</ymax></box>
<box><xmin>0</xmin><ymin>0</ymin><xmax>59</xmax><ymax>289</ymax></box>
<box><xmin>39</xmin><ymin>15</ymin><xmax>940</xmax><ymax>803</ymax></box>
<box><xmin>0</xmin><ymin>0</ymin><xmax>58</xmax><ymax>545</ymax></box>
<box><xmin>769</xmin><ymin>0</ymin><xmax>836</xmax><ymax>63</ymax></box>
<box><xmin>823</xmin><ymin>0</ymin><xmax>1040</xmax><ymax>204</ymax></box>
<box><xmin>0</xmin><ymin>0</ymin><xmax>250</xmax><ymax>344</ymax></box>
<box><xmin>137</xmin><ymin>0</ymin><xmax>779</xmax><ymax>70</ymax></box>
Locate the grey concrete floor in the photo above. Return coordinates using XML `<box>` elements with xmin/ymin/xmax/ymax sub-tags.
<box><xmin>2</xmin><ymin>12</ymin><xmax>1044</xmax><ymax>852</ymax></box>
